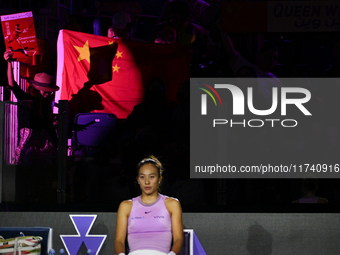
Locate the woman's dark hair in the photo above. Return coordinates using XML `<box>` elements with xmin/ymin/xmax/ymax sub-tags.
<box><xmin>137</xmin><ymin>155</ymin><xmax>164</xmax><ymax>177</ymax></box>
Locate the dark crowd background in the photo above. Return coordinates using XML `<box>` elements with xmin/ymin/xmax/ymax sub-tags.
<box><xmin>0</xmin><ymin>0</ymin><xmax>340</xmax><ymax>212</ymax></box>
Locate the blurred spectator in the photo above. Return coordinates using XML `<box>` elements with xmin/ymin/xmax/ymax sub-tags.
<box><xmin>221</xmin><ymin>32</ymin><xmax>281</xmax><ymax>103</ymax></box>
<box><xmin>154</xmin><ymin>22</ymin><xmax>177</xmax><ymax>44</ymax></box>
<box><xmin>159</xmin><ymin>0</ymin><xmax>209</xmax><ymax>44</ymax></box>
<box><xmin>93</xmin><ymin>0</ymin><xmax>142</xmax><ymax>38</ymax></box>
<box><xmin>108</xmin><ymin>11</ymin><xmax>132</xmax><ymax>39</ymax></box>
<box><xmin>107</xmin><ymin>11</ymin><xmax>145</xmax><ymax>42</ymax></box>
<box><xmin>159</xmin><ymin>0</ymin><xmax>219</xmax><ymax>29</ymax></box>
<box><xmin>293</xmin><ymin>178</ymin><xmax>328</xmax><ymax>203</ymax></box>
<box><xmin>93</xmin><ymin>16</ymin><xmax>112</xmax><ymax>36</ymax></box>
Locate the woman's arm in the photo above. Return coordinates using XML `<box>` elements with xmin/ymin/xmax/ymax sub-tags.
<box><xmin>3</xmin><ymin>50</ymin><xmax>33</xmax><ymax>100</ymax></box>
<box><xmin>4</xmin><ymin>50</ymin><xmax>14</xmax><ymax>87</ymax></box>
<box><xmin>165</xmin><ymin>198</ymin><xmax>184</xmax><ymax>255</ymax></box>
<box><xmin>114</xmin><ymin>200</ymin><xmax>132</xmax><ymax>255</ymax></box>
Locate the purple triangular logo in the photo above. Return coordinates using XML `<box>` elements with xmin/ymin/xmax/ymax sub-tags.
<box><xmin>60</xmin><ymin>215</ymin><xmax>107</xmax><ymax>255</ymax></box>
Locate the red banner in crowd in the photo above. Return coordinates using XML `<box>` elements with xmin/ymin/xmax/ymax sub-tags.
<box><xmin>56</xmin><ymin>29</ymin><xmax>190</xmax><ymax>119</ymax></box>
<box><xmin>1</xmin><ymin>11</ymin><xmax>39</xmax><ymax>60</ymax></box>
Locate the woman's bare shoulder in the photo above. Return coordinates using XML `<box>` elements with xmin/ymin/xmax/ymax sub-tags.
<box><xmin>118</xmin><ymin>199</ymin><xmax>133</xmax><ymax>213</ymax></box>
<box><xmin>120</xmin><ymin>199</ymin><xmax>133</xmax><ymax>206</ymax></box>
<box><xmin>165</xmin><ymin>196</ymin><xmax>179</xmax><ymax>203</ymax></box>
<box><xmin>165</xmin><ymin>196</ymin><xmax>181</xmax><ymax>211</ymax></box>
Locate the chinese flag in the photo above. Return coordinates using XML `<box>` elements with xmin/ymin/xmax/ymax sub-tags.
<box><xmin>56</xmin><ymin>29</ymin><xmax>190</xmax><ymax>119</ymax></box>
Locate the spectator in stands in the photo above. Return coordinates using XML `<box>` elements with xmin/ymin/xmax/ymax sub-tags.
<box><xmin>93</xmin><ymin>0</ymin><xmax>142</xmax><ymax>36</ymax></box>
<box><xmin>159</xmin><ymin>0</ymin><xmax>219</xmax><ymax>29</ymax></box>
<box><xmin>108</xmin><ymin>11</ymin><xmax>133</xmax><ymax>40</ymax></box>
<box><xmin>108</xmin><ymin>11</ymin><xmax>145</xmax><ymax>42</ymax></box>
<box><xmin>93</xmin><ymin>16</ymin><xmax>112</xmax><ymax>36</ymax></box>
<box><xmin>220</xmin><ymin>31</ymin><xmax>281</xmax><ymax>103</ymax></box>
<box><xmin>158</xmin><ymin>0</ymin><xmax>208</xmax><ymax>45</ymax></box>
<box><xmin>222</xmin><ymin>33</ymin><xmax>279</xmax><ymax>78</ymax></box>
<box><xmin>4</xmin><ymin>50</ymin><xmax>58</xmax><ymax>165</ymax></box>
<box><xmin>154</xmin><ymin>22</ymin><xmax>177</xmax><ymax>44</ymax></box>
<box><xmin>293</xmin><ymin>178</ymin><xmax>328</xmax><ymax>203</ymax></box>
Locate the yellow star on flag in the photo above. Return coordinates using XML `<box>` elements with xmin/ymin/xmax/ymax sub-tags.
<box><xmin>108</xmin><ymin>41</ymin><xmax>115</xmax><ymax>45</ymax></box>
<box><xmin>74</xmin><ymin>40</ymin><xmax>90</xmax><ymax>63</ymax></box>
<box><xmin>116</xmin><ymin>51</ymin><xmax>123</xmax><ymax>58</ymax></box>
<box><xmin>113</xmin><ymin>64</ymin><xmax>121</xmax><ymax>72</ymax></box>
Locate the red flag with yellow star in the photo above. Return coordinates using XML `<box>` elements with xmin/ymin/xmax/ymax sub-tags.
<box><xmin>56</xmin><ymin>29</ymin><xmax>190</xmax><ymax>119</ymax></box>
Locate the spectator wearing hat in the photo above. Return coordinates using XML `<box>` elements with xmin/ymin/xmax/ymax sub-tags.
<box><xmin>4</xmin><ymin>50</ymin><xmax>59</xmax><ymax>165</ymax></box>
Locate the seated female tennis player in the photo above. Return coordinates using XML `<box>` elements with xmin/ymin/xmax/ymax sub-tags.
<box><xmin>114</xmin><ymin>156</ymin><xmax>183</xmax><ymax>255</ymax></box>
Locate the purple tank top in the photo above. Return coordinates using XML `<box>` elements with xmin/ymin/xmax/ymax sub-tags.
<box><xmin>128</xmin><ymin>194</ymin><xmax>172</xmax><ymax>253</ymax></box>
